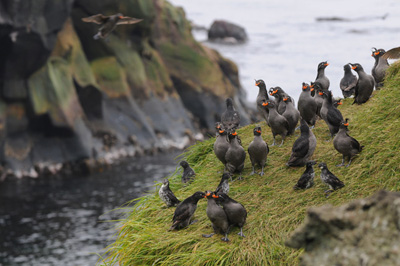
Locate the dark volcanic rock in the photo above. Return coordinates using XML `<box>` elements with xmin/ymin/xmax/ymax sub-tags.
<box><xmin>208</xmin><ymin>20</ymin><xmax>248</xmax><ymax>43</ymax></box>
<box><xmin>286</xmin><ymin>190</ymin><xmax>400</xmax><ymax>266</ymax></box>
<box><xmin>0</xmin><ymin>0</ymin><xmax>252</xmax><ymax>178</ymax></box>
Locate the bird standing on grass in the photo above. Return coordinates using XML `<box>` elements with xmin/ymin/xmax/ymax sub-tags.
<box><xmin>169</xmin><ymin>191</ymin><xmax>205</xmax><ymax>230</ymax></box>
<box><xmin>213</xmin><ymin>123</ymin><xmax>230</xmax><ymax>166</ymax></box>
<box><xmin>221</xmin><ymin>98</ymin><xmax>240</xmax><ymax>132</ymax></box>
<box><xmin>350</xmin><ymin>63</ymin><xmax>375</xmax><ymax>104</ymax></box>
<box><xmin>293</xmin><ymin>161</ymin><xmax>316</xmax><ymax>190</ymax></box>
<box><xmin>202</xmin><ymin>191</ymin><xmax>230</xmax><ymax>242</ymax></box>
<box><xmin>225</xmin><ymin>131</ymin><xmax>246</xmax><ymax>179</ymax></box>
<box><xmin>333</xmin><ymin>119</ymin><xmax>363</xmax><ymax>167</ymax></box>
<box><xmin>298</xmin><ymin>82</ymin><xmax>317</xmax><ymax>127</ymax></box>
<box><xmin>214</xmin><ymin>192</ymin><xmax>247</xmax><ymax>238</ymax></box>
<box><xmin>340</xmin><ymin>64</ymin><xmax>358</xmax><ymax>98</ymax></box>
<box><xmin>180</xmin><ymin>161</ymin><xmax>195</xmax><ymax>184</ymax></box>
<box><xmin>262</xmin><ymin>100</ymin><xmax>289</xmax><ymax>147</ymax></box>
<box><xmin>216</xmin><ymin>173</ymin><xmax>231</xmax><ymax>194</ymax></box>
<box><xmin>248</xmin><ymin>126</ymin><xmax>269</xmax><ymax>176</ymax></box>
<box><xmin>255</xmin><ymin>79</ymin><xmax>270</xmax><ymax>123</ymax></box>
<box><xmin>287</xmin><ymin>119</ymin><xmax>317</xmax><ymax>167</ymax></box>
<box><xmin>371</xmin><ymin>48</ymin><xmax>389</xmax><ymax>89</ymax></box>
<box><xmin>318</xmin><ymin>162</ymin><xmax>345</xmax><ymax>197</ymax></box>
<box><xmin>159</xmin><ymin>179</ymin><xmax>181</xmax><ymax>207</ymax></box>
<box><xmin>318</xmin><ymin>89</ymin><xmax>344</xmax><ymax>139</ymax></box>
<box><xmin>82</xmin><ymin>13</ymin><xmax>143</xmax><ymax>40</ymax></box>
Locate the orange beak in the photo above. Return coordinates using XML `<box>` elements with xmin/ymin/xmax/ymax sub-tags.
<box><xmin>344</xmin><ymin>122</ymin><xmax>349</xmax><ymax>126</ymax></box>
<box><xmin>324</xmin><ymin>63</ymin><xmax>329</xmax><ymax>66</ymax></box>
<box><xmin>205</xmin><ymin>192</ymin><xmax>211</xmax><ymax>197</ymax></box>
<box><xmin>310</xmin><ymin>84</ymin><xmax>314</xmax><ymax>88</ymax></box>
<box><xmin>337</xmin><ymin>102</ymin><xmax>343</xmax><ymax>105</ymax></box>
<box><xmin>232</xmin><ymin>132</ymin><xmax>237</xmax><ymax>136</ymax></box>
<box><xmin>319</xmin><ymin>92</ymin><xmax>323</xmax><ymax>96</ymax></box>
<box><xmin>302</xmin><ymin>86</ymin><xmax>307</xmax><ymax>90</ymax></box>
<box><xmin>219</xmin><ymin>130</ymin><xmax>225</xmax><ymax>134</ymax></box>
<box><xmin>374</xmin><ymin>51</ymin><xmax>380</xmax><ymax>56</ymax></box>
<box><xmin>310</xmin><ymin>88</ymin><xmax>314</xmax><ymax>92</ymax></box>
<box><xmin>351</xmin><ymin>66</ymin><xmax>357</xmax><ymax>70</ymax></box>
<box><xmin>256</xmin><ymin>130</ymin><xmax>261</xmax><ymax>133</ymax></box>
<box><xmin>273</xmin><ymin>90</ymin><xmax>278</xmax><ymax>94</ymax></box>
<box><xmin>262</xmin><ymin>102</ymin><xmax>269</xmax><ymax>106</ymax></box>
<box><xmin>212</xmin><ymin>194</ymin><xmax>219</xmax><ymax>198</ymax></box>
<box><xmin>119</xmin><ymin>16</ymin><xmax>124</xmax><ymax>19</ymax></box>
<box><xmin>255</xmin><ymin>82</ymin><xmax>260</xmax><ymax>86</ymax></box>
<box><xmin>283</xmin><ymin>98</ymin><xmax>288</xmax><ymax>102</ymax></box>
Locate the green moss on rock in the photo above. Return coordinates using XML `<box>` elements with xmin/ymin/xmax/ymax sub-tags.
<box><xmin>90</xmin><ymin>57</ymin><xmax>130</xmax><ymax>98</ymax></box>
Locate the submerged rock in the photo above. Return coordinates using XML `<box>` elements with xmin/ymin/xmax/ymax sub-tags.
<box><xmin>208</xmin><ymin>20</ymin><xmax>248</xmax><ymax>43</ymax></box>
<box><xmin>286</xmin><ymin>190</ymin><xmax>400</xmax><ymax>266</ymax></box>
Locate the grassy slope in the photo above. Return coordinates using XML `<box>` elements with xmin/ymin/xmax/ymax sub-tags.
<box><xmin>100</xmin><ymin>62</ymin><xmax>400</xmax><ymax>265</ymax></box>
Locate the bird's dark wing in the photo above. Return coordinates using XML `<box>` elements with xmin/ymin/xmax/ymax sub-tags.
<box><xmin>82</xmin><ymin>14</ymin><xmax>108</xmax><ymax>24</ymax></box>
<box><xmin>172</xmin><ymin>204</ymin><xmax>193</xmax><ymax>222</ymax></box>
<box><xmin>291</xmin><ymin>137</ymin><xmax>309</xmax><ymax>158</ymax></box>
<box><xmin>348</xmin><ymin>134</ymin><xmax>362</xmax><ymax>151</ymax></box>
<box><xmin>326</xmin><ymin>171</ymin><xmax>344</xmax><ymax>188</ymax></box>
<box><xmin>382</xmin><ymin>47</ymin><xmax>400</xmax><ymax>60</ymax></box>
<box><xmin>117</xmin><ymin>17</ymin><xmax>143</xmax><ymax>25</ymax></box>
<box><xmin>166</xmin><ymin>190</ymin><xmax>180</xmax><ymax>204</ymax></box>
<box><xmin>295</xmin><ymin>173</ymin><xmax>310</xmax><ymax>188</ymax></box>
<box><xmin>342</xmin><ymin>76</ymin><xmax>358</xmax><ymax>91</ymax></box>
<box><xmin>327</xmin><ymin>108</ymin><xmax>343</xmax><ymax>126</ymax></box>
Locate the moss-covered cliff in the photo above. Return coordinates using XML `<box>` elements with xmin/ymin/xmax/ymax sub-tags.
<box><xmin>0</xmin><ymin>0</ymin><xmax>252</xmax><ymax>177</ymax></box>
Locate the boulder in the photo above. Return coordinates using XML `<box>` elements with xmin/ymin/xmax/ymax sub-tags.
<box><xmin>208</xmin><ymin>20</ymin><xmax>248</xmax><ymax>43</ymax></box>
<box><xmin>286</xmin><ymin>190</ymin><xmax>400</xmax><ymax>266</ymax></box>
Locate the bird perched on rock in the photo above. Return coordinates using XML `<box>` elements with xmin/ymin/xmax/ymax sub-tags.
<box><xmin>225</xmin><ymin>131</ymin><xmax>246</xmax><ymax>179</ymax></box>
<box><xmin>216</xmin><ymin>173</ymin><xmax>231</xmax><ymax>194</ymax></box>
<box><xmin>202</xmin><ymin>191</ymin><xmax>230</xmax><ymax>242</ymax></box>
<box><xmin>82</xmin><ymin>13</ymin><xmax>143</xmax><ymax>40</ymax></box>
<box><xmin>213</xmin><ymin>192</ymin><xmax>247</xmax><ymax>238</ymax></box>
<box><xmin>293</xmin><ymin>161</ymin><xmax>316</xmax><ymax>190</ymax></box>
<box><xmin>159</xmin><ymin>179</ymin><xmax>181</xmax><ymax>207</ymax></box>
<box><xmin>248</xmin><ymin>126</ymin><xmax>269</xmax><ymax>176</ymax></box>
<box><xmin>180</xmin><ymin>161</ymin><xmax>195</xmax><ymax>183</ymax></box>
<box><xmin>382</xmin><ymin>46</ymin><xmax>400</xmax><ymax>60</ymax></box>
<box><xmin>319</xmin><ymin>89</ymin><xmax>344</xmax><ymax>138</ymax></box>
<box><xmin>255</xmin><ymin>79</ymin><xmax>270</xmax><ymax>123</ymax></box>
<box><xmin>169</xmin><ymin>191</ymin><xmax>205</xmax><ymax>230</ymax></box>
<box><xmin>262</xmin><ymin>100</ymin><xmax>289</xmax><ymax>146</ymax></box>
<box><xmin>314</xmin><ymin>61</ymin><xmax>330</xmax><ymax>91</ymax></box>
<box><xmin>282</xmin><ymin>95</ymin><xmax>300</xmax><ymax>135</ymax></box>
<box><xmin>318</xmin><ymin>162</ymin><xmax>345</xmax><ymax>197</ymax></box>
<box><xmin>298</xmin><ymin>82</ymin><xmax>317</xmax><ymax>127</ymax></box>
<box><xmin>287</xmin><ymin>119</ymin><xmax>317</xmax><ymax>167</ymax></box>
<box><xmin>371</xmin><ymin>48</ymin><xmax>390</xmax><ymax>89</ymax></box>
<box><xmin>214</xmin><ymin>123</ymin><xmax>230</xmax><ymax>166</ymax></box>
<box><xmin>350</xmin><ymin>63</ymin><xmax>375</xmax><ymax>104</ymax></box>
<box><xmin>333</xmin><ymin>119</ymin><xmax>363</xmax><ymax>167</ymax></box>
<box><xmin>221</xmin><ymin>98</ymin><xmax>240</xmax><ymax>132</ymax></box>
<box><xmin>340</xmin><ymin>64</ymin><xmax>358</xmax><ymax>98</ymax></box>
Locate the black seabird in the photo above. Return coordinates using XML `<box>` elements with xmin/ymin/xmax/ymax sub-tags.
<box><xmin>180</xmin><ymin>161</ymin><xmax>195</xmax><ymax>183</ymax></box>
<box><xmin>225</xmin><ymin>131</ymin><xmax>246</xmax><ymax>179</ymax></box>
<box><xmin>82</xmin><ymin>13</ymin><xmax>143</xmax><ymax>40</ymax></box>
<box><xmin>221</xmin><ymin>98</ymin><xmax>240</xmax><ymax>132</ymax></box>
<box><xmin>350</xmin><ymin>63</ymin><xmax>375</xmax><ymax>105</ymax></box>
<box><xmin>169</xmin><ymin>191</ymin><xmax>205</xmax><ymax>230</ymax></box>
<box><xmin>247</xmin><ymin>126</ymin><xmax>269</xmax><ymax>175</ymax></box>
<box><xmin>216</xmin><ymin>173</ymin><xmax>231</xmax><ymax>194</ymax></box>
<box><xmin>293</xmin><ymin>161</ymin><xmax>316</xmax><ymax>190</ymax></box>
<box><xmin>340</xmin><ymin>64</ymin><xmax>358</xmax><ymax>98</ymax></box>
<box><xmin>333</xmin><ymin>119</ymin><xmax>363</xmax><ymax>167</ymax></box>
<box><xmin>159</xmin><ymin>179</ymin><xmax>181</xmax><ymax>207</ymax></box>
<box><xmin>318</xmin><ymin>162</ymin><xmax>345</xmax><ymax>197</ymax></box>
<box><xmin>213</xmin><ymin>192</ymin><xmax>247</xmax><ymax>238</ymax></box>
<box><xmin>202</xmin><ymin>191</ymin><xmax>230</xmax><ymax>242</ymax></box>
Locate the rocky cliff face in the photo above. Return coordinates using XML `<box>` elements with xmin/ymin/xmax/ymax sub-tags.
<box><xmin>0</xmin><ymin>0</ymin><xmax>252</xmax><ymax>178</ymax></box>
<box><xmin>286</xmin><ymin>190</ymin><xmax>400</xmax><ymax>266</ymax></box>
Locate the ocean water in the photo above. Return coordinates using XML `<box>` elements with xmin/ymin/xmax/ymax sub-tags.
<box><xmin>170</xmin><ymin>0</ymin><xmax>400</xmax><ymax>103</ymax></box>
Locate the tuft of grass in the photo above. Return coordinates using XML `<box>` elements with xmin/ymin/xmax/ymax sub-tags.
<box><xmin>99</xmin><ymin>63</ymin><xmax>400</xmax><ymax>265</ymax></box>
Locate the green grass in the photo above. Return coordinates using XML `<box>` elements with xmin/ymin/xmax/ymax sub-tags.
<box><xmin>99</xmin><ymin>61</ymin><xmax>400</xmax><ymax>265</ymax></box>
